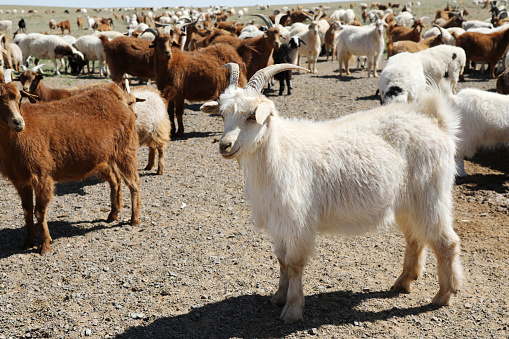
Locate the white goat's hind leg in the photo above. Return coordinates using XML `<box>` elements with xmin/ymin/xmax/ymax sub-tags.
<box><xmin>393</xmin><ymin>230</ymin><xmax>427</xmax><ymax>293</ymax></box>
<box><xmin>456</xmin><ymin>157</ymin><xmax>467</xmax><ymax>177</ymax></box>
<box><xmin>429</xmin><ymin>234</ymin><xmax>463</xmax><ymax>306</ymax></box>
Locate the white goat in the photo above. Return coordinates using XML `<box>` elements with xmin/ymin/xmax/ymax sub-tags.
<box><xmin>18</xmin><ymin>34</ymin><xmax>81</xmax><ymax>75</ymax></box>
<box><xmin>9</xmin><ymin>43</ymin><xmax>22</xmax><ymax>71</ymax></box>
<box><xmin>75</xmin><ymin>35</ymin><xmax>108</xmax><ymax>76</ymax></box>
<box><xmin>462</xmin><ymin>20</ymin><xmax>494</xmax><ymax>31</ymax></box>
<box><xmin>336</xmin><ymin>18</ymin><xmax>387</xmax><ymax>77</ymax></box>
<box><xmin>451</xmin><ymin>88</ymin><xmax>509</xmax><ymax>177</ymax></box>
<box><xmin>379</xmin><ymin>46</ymin><xmax>466</xmax><ymax>104</ymax></box>
<box><xmin>131</xmin><ymin>87</ymin><xmax>171</xmax><ymax>175</ymax></box>
<box><xmin>0</xmin><ymin>20</ymin><xmax>12</xmax><ymax>36</ymax></box>
<box><xmin>292</xmin><ymin>22</ymin><xmax>322</xmax><ymax>73</ymax></box>
<box><xmin>201</xmin><ymin>63</ymin><xmax>463</xmax><ymax>324</ymax></box>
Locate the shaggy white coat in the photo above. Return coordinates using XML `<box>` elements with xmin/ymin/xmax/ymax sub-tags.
<box><xmin>451</xmin><ymin>88</ymin><xmax>509</xmax><ymax>176</ymax></box>
<box><xmin>215</xmin><ymin>82</ymin><xmax>463</xmax><ymax>323</ymax></box>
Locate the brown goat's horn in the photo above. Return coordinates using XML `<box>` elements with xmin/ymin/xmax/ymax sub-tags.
<box><xmin>220</xmin><ymin>63</ymin><xmax>240</xmax><ymax>88</ymax></box>
<box><xmin>143</xmin><ymin>27</ymin><xmax>160</xmax><ymax>37</ymax></box>
<box><xmin>246</xmin><ymin>64</ymin><xmax>310</xmax><ymax>94</ymax></box>
<box><xmin>4</xmin><ymin>69</ymin><xmax>14</xmax><ymax>83</ymax></box>
<box><xmin>251</xmin><ymin>14</ymin><xmax>273</xmax><ymax>28</ymax></box>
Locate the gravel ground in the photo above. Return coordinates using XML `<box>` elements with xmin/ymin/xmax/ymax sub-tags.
<box><xmin>0</xmin><ymin>57</ymin><xmax>508</xmax><ymax>339</ymax></box>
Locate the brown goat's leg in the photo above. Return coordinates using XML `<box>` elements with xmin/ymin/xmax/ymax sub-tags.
<box><xmin>167</xmin><ymin>102</ymin><xmax>176</xmax><ymax>137</ymax></box>
<box><xmin>145</xmin><ymin>148</ymin><xmax>156</xmax><ymax>171</ymax></box>
<box><xmin>156</xmin><ymin>145</ymin><xmax>166</xmax><ymax>175</ymax></box>
<box><xmin>175</xmin><ymin>102</ymin><xmax>185</xmax><ymax>137</ymax></box>
<box><xmin>16</xmin><ymin>185</ymin><xmax>35</xmax><ymax>250</ymax></box>
<box><xmin>393</xmin><ymin>236</ymin><xmax>426</xmax><ymax>293</ymax></box>
<box><xmin>100</xmin><ymin>167</ymin><xmax>122</xmax><ymax>223</ymax></box>
<box><xmin>118</xmin><ymin>159</ymin><xmax>141</xmax><ymax>226</ymax></box>
<box><xmin>33</xmin><ymin>178</ymin><xmax>54</xmax><ymax>254</ymax></box>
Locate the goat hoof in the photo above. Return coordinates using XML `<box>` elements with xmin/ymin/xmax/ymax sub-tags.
<box><xmin>130</xmin><ymin>218</ymin><xmax>140</xmax><ymax>226</ymax></box>
<box><xmin>24</xmin><ymin>237</ymin><xmax>35</xmax><ymax>250</ymax></box>
<box><xmin>107</xmin><ymin>213</ymin><xmax>119</xmax><ymax>223</ymax></box>
<box><xmin>156</xmin><ymin>169</ymin><xmax>164</xmax><ymax>175</ymax></box>
<box><xmin>432</xmin><ymin>291</ymin><xmax>452</xmax><ymax>306</ymax></box>
<box><xmin>38</xmin><ymin>242</ymin><xmax>52</xmax><ymax>255</ymax></box>
<box><xmin>280</xmin><ymin>303</ymin><xmax>303</xmax><ymax>324</ymax></box>
<box><xmin>271</xmin><ymin>292</ymin><xmax>287</xmax><ymax>307</ymax></box>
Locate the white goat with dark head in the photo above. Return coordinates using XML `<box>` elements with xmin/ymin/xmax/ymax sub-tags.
<box><xmin>202</xmin><ymin>63</ymin><xmax>463</xmax><ymax>324</ymax></box>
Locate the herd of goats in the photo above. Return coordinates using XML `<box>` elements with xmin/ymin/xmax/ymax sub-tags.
<box><xmin>0</xmin><ymin>0</ymin><xmax>508</xmax><ymax>324</ymax></box>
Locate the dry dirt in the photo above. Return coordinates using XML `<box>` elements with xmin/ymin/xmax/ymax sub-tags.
<box><xmin>0</xmin><ymin>57</ymin><xmax>508</xmax><ymax>339</ymax></box>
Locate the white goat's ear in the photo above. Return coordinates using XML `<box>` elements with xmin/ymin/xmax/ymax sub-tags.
<box><xmin>255</xmin><ymin>101</ymin><xmax>273</xmax><ymax>125</ymax></box>
<box><xmin>200</xmin><ymin>101</ymin><xmax>220</xmax><ymax>114</ymax></box>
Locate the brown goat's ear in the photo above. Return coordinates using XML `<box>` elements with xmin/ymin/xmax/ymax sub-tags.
<box><xmin>20</xmin><ymin>90</ymin><xmax>39</xmax><ymax>103</ymax></box>
<box><xmin>149</xmin><ymin>43</ymin><xmax>155</xmax><ymax>48</ymax></box>
<box><xmin>13</xmin><ymin>76</ymin><xmax>21</xmax><ymax>81</ymax></box>
<box><xmin>200</xmin><ymin>101</ymin><xmax>220</xmax><ymax>114</ymax></box>
<box><xmin>171</xmin><ymin>41</ymin><xmax>181</xmax><ymax>47</ymax></box>
<box><xmin>135</xmin><ymin>97</ymin><xmax>146</xmax><ymax>103</ymax></box>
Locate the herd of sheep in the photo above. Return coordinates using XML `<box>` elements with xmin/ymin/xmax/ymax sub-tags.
<box><xmin>0</xmin><ymin>0</ymin><xmax>508</xmax><ymax>324</ymax></box>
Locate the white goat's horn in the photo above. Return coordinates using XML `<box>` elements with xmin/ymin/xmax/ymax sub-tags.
<box><xmin>246</xmin><ymin>63</ymin><xmax>310</xmax><ymax>94</ymax></box>
<box><xmin>4</xmin><ymin>69</ymin><xmax>14</xmax><ymax>83</ymax></box>
<box><xmin>31</xmin><ymin>64</ymin><xmax>45</xmax><ymax>73</ymax></box>
<box><xmin>251</xmin><ymin>14</ymin><xmax>273</xmax><ymax>28</ymax></box>
<box><xmin>20</xmin><ymin>64</ymin><xmax>27</xmax><ymax>71</ymax></box>
<box><xmin>220</xmin><ymin>63</ymin><xmax>240</xmax><ymax>88</ymax></box>
<box><xmin>125</xmin><ymin>78</ymin><xmax>131</xmax><ymax>93</ymax></box>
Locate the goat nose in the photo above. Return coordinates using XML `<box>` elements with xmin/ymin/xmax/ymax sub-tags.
<box><xmin>219</xmin><ymin>140</ymin><xmax>231</xmax><ymax>153</ymax></box>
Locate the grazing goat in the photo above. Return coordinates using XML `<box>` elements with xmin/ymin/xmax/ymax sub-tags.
<box><xmin>450</xmin><ymin>88</ymin><xmax>509</xmax><ymax>176</ymax></box>
<box><xmin>147</xmin><ymin>28</ymin><xmax>248</xmax><ymax>137</ymax></box>
<box><xmin>451</xmin><ymin>27</ymin><xmax>509</xmax><ymax>78</ymax></box>
<box><xmin>0</xmin><ymin>71</ymin><xmax>141</xmax><ymax>254</ymax></box>
<box><xmin>100</xmin><ymin>35</ymin><xmax>155</xmax><ymax>84</ymax></box>
<box><xmin>131</xmin><ymin>87</ymin><xmax>171</xmax><ymax>174</ymax></box>
<box><xmin>76</xmin><ymin>35</ymin><xmax>108</xmax><ymax>76</ymax></box>
<box><xmin>202</xmin><ymin>63</ymin><xmax>462</xmax><ymax>324</ymax></box>
<box><xmin>336</xmin><ymin>18</ymin><xmax>387</xmax><ymax>77</ymax></box>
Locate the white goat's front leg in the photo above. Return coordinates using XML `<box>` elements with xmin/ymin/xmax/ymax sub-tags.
<box><xmin>272</xmin><ymin>257</ymin><xmax>289</xmax><ymax>306</ymax></box>
<box><xmin>456</xmin><ymin>157</ymin><xmax>467</xmax><ymax>177</ymax></box>
<box><xmin>52</xmin><ymin>58</ymin><xmax>61</xmax><ymax>75</ymax></box>
<box><xmin>280</xmin><ymin>263</ymin><xmax>305</xmax><ymax>323</ymax></box>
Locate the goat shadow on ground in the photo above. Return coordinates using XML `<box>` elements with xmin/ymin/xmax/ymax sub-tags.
<box><xmin>356</xmin><ymin>92</ymin><xmax>380</xmax><ymax>102</ymax></box>
<box><xmin>461</xmin><ymin>71</ymin><xmax>493</xmax><ymax>82</ymax></box>
<box><xmin>171</xmin><ymin>130</ymin><xmax>221</xmax><ymax>141</ymax></box>
<box><xmin>455</xmin><ymin>146</ymin><xmax>509</xmax><ymax>193</ymax></box>
<box><xmin>0</xmin><ymin>218</ymin><xmax>123</xmax><ymax>259</ymax></box>
<box><xmin>116</xmin><ymin>290</ymin><xmax>440</xmax><ymax>339</ymax></box>
<box><xmin>54</xmin><ymin>176</ymin><xmax>104</xmax><ymax>196</ymax></box>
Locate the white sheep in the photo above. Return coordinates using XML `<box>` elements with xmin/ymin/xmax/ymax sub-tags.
<box><xmin>379</xmin><ymin>45</ymin><xmax>466</xmax><ymax>104</ymax></box>
<box><xmin>131</xmin><ymin>87</ymin><xmax>171</xmax><ymax>175</ymax></box>
<box><xmin>75</xmin><ymin>35</ymin><xmax>108</xmax><ymax>76</ymax></box>
<box><xmin>450</xmin><ymin>88</ymin><xmax>509</xmax><ymax>177</ymax></box>
<box><xmin>9</xmin><ymin>43</ymin><xmax>22</xmax><ymax>71</ymax></box>
<box><xmin>201</xmin><ymin>63</ymin><xmax>463</xmax><ymax>324</ymax></box>
<box><xmin>462</xmin><ymin>20</ymin><xmax>494</xmax><ymax>31</ymax></box>
<box><xmin>336</xmin><ymin>18</ymin><xmax>387</xmax><ymax>77</ymax></box>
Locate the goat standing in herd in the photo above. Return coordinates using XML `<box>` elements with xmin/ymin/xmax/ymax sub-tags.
<box><xmin>202</xmin><ymin>63</ymin><xmax>463</xmax><ymax>323</ymax></box>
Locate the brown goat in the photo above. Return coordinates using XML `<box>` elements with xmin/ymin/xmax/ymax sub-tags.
<box><xmin>496</xmin><ymin>69</ymin><xmax>509</xmax><ymax>94</ymax></box>
<box><xmin>100</xmin><ymin>35</ymin><xmax>155</xmax><ymax>84</ymax></box>
<box><xmin>387</xmin><ymin>34</ymin><xmax>446</xmax><ymax>57</ymax></box>
<box><xmin>436</xmin><ymin>15</ymin><xmax>464</xmax><ymax>28</ymax></box>
<box><xmin>77</xmin><ymin>17</ymin><xmax>83</xmax><ymax>30</ymax></box>
<box><xmin>388</xmin><ymin>19</ymin><xmax>425</xmax><ymax>43</ymax></box>
<box><xmin>57</xmin><ymin>20</ymin><xmax>71</xmax><ymax>34</ymax></box>
<box><xmin>325</xmin><ymin>21</ymin><xmax>342</xmax><ymax>61</ymax></box>
<box><xmin>212</xmin><ymin>26</ymin><xmax>282</xmax><ymax>79</ymax></box>
<box><xmin>49</xmin><ymin>19</ymin><xmax>57</xmax><ymax>30</ymax></box>
<box><xmin>287</xmin><ymin>10</ymin><xmax>314</xmax><ymax>25</ymax></box>
<box><xmin>452</xmin><ymin>28</ymin><xmax>509</xmax><ymax>78</ymax></box>
<box><xmin>15</xmin><ymin>70</ymin><xmax>73</xmax><ymax>101</ymax></box>
<box><xmin>148</xmin><ymin>29</ymin><xmax>248</xmax><ymax>137</ymax></box>
<box><xmin>0</xmin><ymin>79</ymin><xmax>141</xmax><ymax>254</ymax></box>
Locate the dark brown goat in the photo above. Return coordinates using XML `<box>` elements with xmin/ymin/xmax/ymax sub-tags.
<box><xmin>147</xmin><ymin>28</ymin><xmax>248</xmax><ymax>137</ymax></box>
<box><xmin>496</xmin><ymin>69</ymin><xmax>509</xmax><ymax>94</ymax></box>
<box><xmin>452</xmin><ymin>28</ymin><xmax>509</xmax><ymax>78</ymax></box>
<box><xmin>212</xmin><ymin>27</ymin><xmax>282</xmax><ymax>79</ymax></box>
<box><xmin>100</xmin><ymin>35</ymin><xmax>155</xmax><ymax>84</ymax></box>
<box><xmin>57</xmin><ymin>20</ymin><xmax>71</xmax><ymax>34</ymax></box>
<box><xmin>0</xmin><ymin>79</ymin><xmax>141</xmax><ymax>254</ymax></box>
<box><xmin>287</xmin><ymin>10</ymin><xmax>314</xmax><ymax>25</ymax></box>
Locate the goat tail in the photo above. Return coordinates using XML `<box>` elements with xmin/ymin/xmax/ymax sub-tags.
<box><xmin>418</xmin><ymin>78</ymin><xmax>460</xmax><ymax>145</ymax></box>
